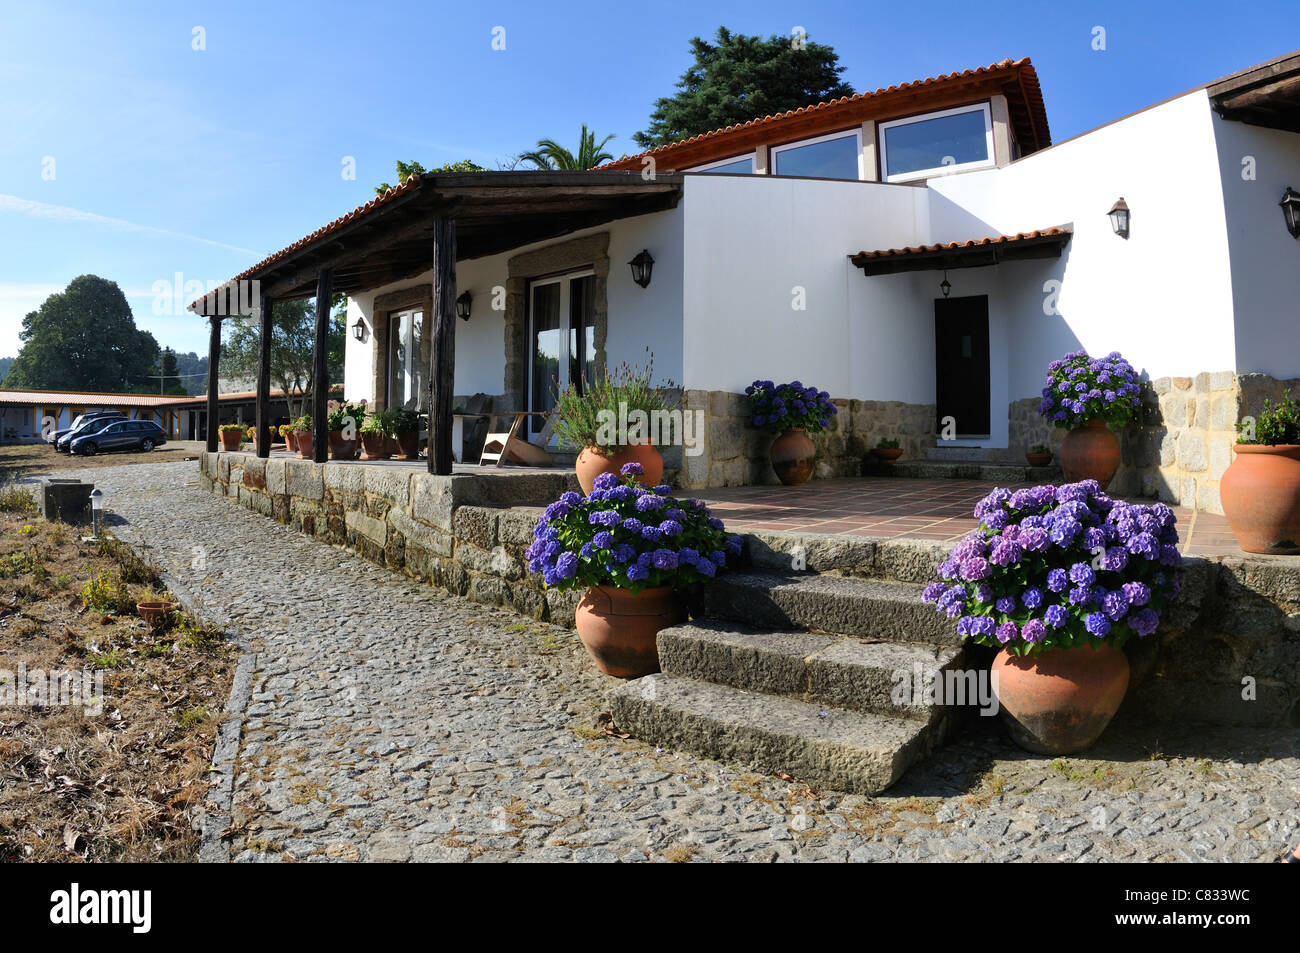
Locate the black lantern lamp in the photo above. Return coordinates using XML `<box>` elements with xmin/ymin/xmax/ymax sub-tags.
<box><xmin>940</xmin><ymin>270</ymin><xmax>951</xmax><ymax>298</ymax></box>
<box><xmin>1280</xmin><ymin>187</ymin><xmax>1300</xmax><ymax>239</ymax></box>
<box><xmin>351</xmin><ymin>317</ymin><xmax>367</xmax><ymax>342</ymax></box>
<box><xmin>629</xmin><ymin>249</ymin><xmax>654</xmax><ymax>288</ymax></box>
<box><xmin>1108</xmin><ymin>197</ymin><xmax>1130</xmax><ymax>239</ymax></box>
<box><xmin>456</xmin><ymin>291</ymin><xmax>472</xmax><ymax>321</ymax></box>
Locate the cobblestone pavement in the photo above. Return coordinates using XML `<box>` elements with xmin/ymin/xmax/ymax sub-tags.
<box><xmin>72</xmin><ymin>461</ymin><xmax>1300</xmax><ymax>863</ymax></box>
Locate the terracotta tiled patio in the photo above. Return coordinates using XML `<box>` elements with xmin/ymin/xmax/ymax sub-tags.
<box><xmin>697</xmin><ymin>477</ymin><xmax>1266</xmax><ymax>559</ymax></box>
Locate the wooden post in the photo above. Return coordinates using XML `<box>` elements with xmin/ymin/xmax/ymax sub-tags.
<box><xmin>205</xmin><ymin>314</ymin><xmax>221</xmax><ymax>453</ymax></box>
<box><xmin>311</xmin><ymin>269</ymin><xmax>333</xmax><ymax>464</ymax></box>
<box><xmin>428</xmin><ymin>217</ymin><xmax>456</xmax><ymax>474</ymax></box>
<box><xmin>255</xmin><ymin>295</ymin><xmax>273</xmax><ymax>459</ymax></box>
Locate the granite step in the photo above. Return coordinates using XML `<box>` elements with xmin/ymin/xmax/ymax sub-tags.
<box><xmin>697</xmin><ymin>570</ymin><xmax>959</xmax><ymax>645</ymax></box>
<box><xmin>864</xmin><ymin>458</ymin><xmax>1060</xmax><ymax>483</ymax></box>
<box><xmin>657</xmin><ymin>621</ymin><xmax>963</xmax><ymax>724</ymax></box>
<box><xmin>608</xmin><ymin>674</ymin><xmax>936</xmax><ymax>795</ymax></box>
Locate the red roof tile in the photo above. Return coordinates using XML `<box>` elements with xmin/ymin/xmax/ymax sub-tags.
<box><xmin>851</xmin><ymin>227</ymin><xmax>1072</xmax><ymax>260</ymax></box>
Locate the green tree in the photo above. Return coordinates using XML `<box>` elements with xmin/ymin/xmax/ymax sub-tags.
<box><xmin>632</xmin><ymin>26</ymin><xmax>854</xmax><ymax>149</ymax></box>
<box><xmin>4</xmin><ymin>275</ymin><xmax>161</xmax><ymax>393</ymax></box>
<box><xmin>0</xmin><ymin>357</ymin><xmax>14</xmax><ymax>385</ymax></box>
<box><xmin>219</xmin><ymin>298</ymin><xmax>345</xmax><ymax>419</ymax></box>
<box><xmin>520</xmin><ymin>125</ymin><xmax>616</xmax><ymax>170</ymax></box>
<box><xmin>172</xmin><ymin>351</ymin><xmax>209</xmax><ymax>395</ymax></box>
<box><xmin>158</xmin><ymin>348</ymin><xmax>186</xmax><ymax>395</ymax></box>
<box><xmin>375</xmin><ymin>158</ymin><xmax>486</xmax><ymax>195</ymax></box>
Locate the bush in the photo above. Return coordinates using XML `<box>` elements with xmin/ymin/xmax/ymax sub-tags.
<box><xmin>0</xmin><ymin>485</ymin><xmax>38</xmax><ymax>515</ymax></box>
<box><xmin>1038</xmin><ymin>351</ymin><xmax>1142</xmax><ymax>430</ymax></box>
<box><xmin>745</xmin><ymin>380</ymin><xmax>837</xmax><ymax>434</ymax></box>
<box><xmin>1238</xmin><ymin>389</ymin><xmax>1300</xmax><ymax>445</ymax></box>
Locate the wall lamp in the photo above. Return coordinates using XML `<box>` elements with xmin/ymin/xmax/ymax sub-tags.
<box><xmin>1108</xmin><ymin>197</ymin><xmax>1130</xmax><ymax>239</ymax></box>
<box><xmin>456</xmin><ymin>291</ymin><xmax>473</xmax><ymax>321</ymax></box>
<box><xmin>351</xmin><ymin>317</ymin><xmax>367</xmax><ymax>342</ymax></box>
<box><xmin>1280</xmin><ymin>187</ymin><xmax>1300</xmax><ymax>239</ymax></box>
<box><xmin>629</xmin><ymin>249</ymin><xmax>654</xmax><ymax>288</ymax></box>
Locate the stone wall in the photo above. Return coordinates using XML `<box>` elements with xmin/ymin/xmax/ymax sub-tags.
<box><xmin>679</xmin><ymin>389</ymin><xmax>934</xmax><ymax>488</ymax></box>
<box><xmin>201</xmin><ymin>452</ymin><xmax>583</xmax><ymax>625</ymax></box>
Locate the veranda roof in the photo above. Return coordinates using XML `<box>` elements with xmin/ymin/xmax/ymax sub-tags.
<box><xmin>849</xmin><ymin>227</ymin><xmax>1072</xmax><ymax>275</ymax></box>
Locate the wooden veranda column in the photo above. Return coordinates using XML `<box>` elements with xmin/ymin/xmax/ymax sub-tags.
<box><xmin>428</xmin><ymin>217</ymin><xmax>456</xmax><ymax>475</ymax></box>
<box><xmin>311</xmin><ymin>269</ymin><xmax>333</xmax><ymax>464</ymax></box>
<box><xmin>205</xmin><ymin>314</ymin><xmax>221</xmax><ymax>453</ymax></box>
<box><xmin>255</xmin><ymin>295</ymin><xmax>273</xmax><ymax>459</ymax></box>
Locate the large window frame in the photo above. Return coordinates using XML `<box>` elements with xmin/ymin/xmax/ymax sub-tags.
<box><xmin>526</xmin><ymin>267</ymin><xmax>597</xmax><ymax>437</ymax></box>
<box><xmin>386</xmin><ymin>306</ymin><xmax>426</xmax><ymax>411</ymax></box>
<box><xmin>688</xmin><ymin>152</ymin><xmax>756</xmax><ymax>174</ymax></box>
<box><xmin>770</xmin><ymin>128</ymin><xmax>863</xmax><ymax>181</ymax></box>
<box><xmin>877</xmin><ymin>102</ymin><xmax>995</xmax><ymax>183</ymax></box>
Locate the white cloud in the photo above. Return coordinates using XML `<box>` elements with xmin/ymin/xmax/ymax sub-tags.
<box><xmin>0</xmin><ymin>194</ymin><xmax>257</xmax><ymax>256</ymax></box>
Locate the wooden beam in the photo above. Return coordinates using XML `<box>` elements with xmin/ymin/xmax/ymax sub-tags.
<box><xmin>261</xmin><ymin>214</ymin><xmax>438</xmax><ymax>298</ymax></box>
<box><xmin>205</xmin><ymin>316</ymin><xmax>221</xmax><ymax>453</ymax></box>
<box><xmin>255</xmin><ymin>296</ymin><xmax>273</xmax><ymax>459</ymax></box>
<box><xmin>428</xmin><ymin>218</ymin><xmax>456</xmax><ymax>475</ymax></box>
<box><xmin>311</xmin><ymin>269</ymin><xmax>333</xmax><ymax>464</ymax></box>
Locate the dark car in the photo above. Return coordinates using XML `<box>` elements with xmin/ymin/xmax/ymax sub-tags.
<box><xmin>70</xmin><ymin>420</ymin><xmax>167</xmax><ymax>456</ymax></box>
<box><xmin>49</xmin><ymin>410</ymin><xmax>126</xmax><ymax>447</ymax></box>
<box><xmin>55</xmin><ymin>413</ymin><xmax>127</xmax><ymax>453</ymax></box>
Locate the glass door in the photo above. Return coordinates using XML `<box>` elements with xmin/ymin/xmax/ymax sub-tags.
<box><xmin>387</xmin><ymin>308</ymin><xmax>425</xmax><ymax>410</ymax></box>
<box><xmin>528</xmin><ymin>270</ymin><xmax>595</xmax><ymax>436</ymax></box>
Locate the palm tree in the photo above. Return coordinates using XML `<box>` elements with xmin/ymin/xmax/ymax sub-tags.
<box><xmin>520</xmin><ymin>124</ymin><xmax>617</xmax><ymax>170</ymax></box>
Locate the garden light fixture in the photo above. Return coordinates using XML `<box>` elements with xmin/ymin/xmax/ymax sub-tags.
<box><xmin>352</xmin><ymin>317</ymin><xmax>367</xmax><ymax>342</ymax></box>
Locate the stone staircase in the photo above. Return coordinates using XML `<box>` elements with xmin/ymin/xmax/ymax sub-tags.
<box><xmin>864</xmin><ymin>445</ymin><xmax>1061</xmax><ymax>483</ymax></box>
<box><xmin>608</xmin><ymin>568</ymin><xmax>967</xmax><ymax>795</ymax></box>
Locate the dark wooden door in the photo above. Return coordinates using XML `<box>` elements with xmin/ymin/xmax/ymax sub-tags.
<box><xmin>934</xmin><ymin>295</ymin><xmax>990</xmax><ymax>437</ymax></box>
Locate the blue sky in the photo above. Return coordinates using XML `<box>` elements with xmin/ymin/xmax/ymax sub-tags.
<box><xmin>0</xmin><ymin>0</ymin><xmax>1293</xmax><ymax>359</ymax></box>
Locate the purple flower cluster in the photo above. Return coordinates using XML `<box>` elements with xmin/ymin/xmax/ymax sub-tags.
<box><xmin>1037</xmin><ymin>350</ymin><xmax>1143</xmax><ymax>430</ymax></box>
<box><xmin>924</xmin><ymin>479</ymin><xmax>1181</xmax><ymax>653</ymax></box>
<box><xmin>745</xmin><ymin>379</ymin><xmax>838</xmax><ymax>434</ymax></box>
<box><xmin>527</xmin><ymin>462</ymin><xmax>741</xmax><ymax>592</ymax></box>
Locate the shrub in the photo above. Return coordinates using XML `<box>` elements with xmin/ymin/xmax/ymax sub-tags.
<box><xmin>288</xmin><ymin>415</ymin><xmax>312</xmax><ymax>433</ymax></box>
<box><xmin>552</xmin><ymin>352</ymin><xmax>675</xmax><ymax>451</ymax></box>
<box><xmin>876</xmin><ymin>437</ymin><xmax>900</xmax><ymax>450</ymax></box>
<box><xmin>388</xmin><ymin>409</ymin><xmax>422</xmax><ymax>435</ymax></box>
<box><xmin>1037</xmin><ymin>351</ymin><xmax>1142</xmax><ymax>430</ymax></box>
<box><xmin>326</xmin><ymin>400</ymin><xmax>366</xmax><ymax>432</ymax></box>
<box><xmin>527</xmin><ymin>463</ymin><xmax>741</xmax><ymax>592</ymax></box>
<box><xmin>1238</xmin><ymin>389</ymin><xmax>1300</xmax><ymax>445</ymax></box>
<box><xmin>0</xmin><ymin>485</ymin><xmax>38</xmax><ymax>515</ymax></box>
<box><xmin>746</xmin><ymin>380</ymin><xmax>837</xmax><ymax>434</ymax></box>
<box><xmin>217</xmin><ymin>424</ymin><xmax>245</xmax><ymax>434</ymax></box>
<box><xmin>923</xmin><ymin>480</ymin><xmax>1181</xmax><ymax>655</ymax></box>
<box><xmin>360</xmin><ymin>413</ymin><xmax>386</xmax><ymax>435</ymax></box>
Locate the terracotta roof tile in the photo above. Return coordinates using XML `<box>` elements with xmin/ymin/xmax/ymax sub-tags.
<box><xmin>851</xmin><ymin>226</ymin><xmax>1072</xmax><ymax>260</ymax></box>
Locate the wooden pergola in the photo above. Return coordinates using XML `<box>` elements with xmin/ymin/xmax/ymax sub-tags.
<box><xmin>188</xmin><ymin>171</ymin><xmax>683</xmax><ymax>473</ymax></box>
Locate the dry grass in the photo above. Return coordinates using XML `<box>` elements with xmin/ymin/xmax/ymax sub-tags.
<box><xmin>0</xmin><ymin>496</ymin><xmax>235</xmax><ymax>862</ymax></box>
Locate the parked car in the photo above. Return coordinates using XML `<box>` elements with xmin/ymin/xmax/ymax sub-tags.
<box><xmin>55</xmin><ymin>413</ymin><xmax>127</xmax><ymax>452</ymax></box>
<box><xmin>70</xmin><ymin>419</ymin><xmax>167</xmax><ymax>456</ymax></box>
<box><xmin>48</xmin><ymin>411</ymin><xmax>126</xmax><ymax>445</ymax></box>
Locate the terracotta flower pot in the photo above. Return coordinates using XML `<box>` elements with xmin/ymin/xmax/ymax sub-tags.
<box><xmin>328</xmin><ymin>430</ymin><xmax>358</xmax><ymax>460</ymax></box>
<box><xmin>361</xmin><ymin>432</ymin><xmax>391</xmax><ymax>460</ymax></box>
<box><xmin>1059</xmin><ymin>418</ymin><xmax>1120</xmax><ymax>487</ymax></box>
<box><xmin>574</xmin><ymin>585</ymin><xmax>685</xmax><ymax>677</ymax></box>
<box><xmin>294</xmin><ymin>431</ymin><xmax>313</xmax><ymax>459</ymax></box>
<box><xmin>992</xmin><ymin>643</ymin><xmax>1130</xmax><ymax>754</ymax></box>
<box><xmin>770</xmin><ymin>428</ymin><xmax>816</xmax><ymax>485</ymax></box>
<box><xmin>1025</xmin><ymin>451</ymin><xmax>1053</xmax><ymax>467</ymax></box>
<box><xmin>219</xmin><ymin>430</ymin><xmax>242</xmax><ymax>451</ymax></box>
<box><xmin>1220</xmin><ymin>444</ymin><xmax>1300</xmax><ymax>555</ymax></box>
<box><xmin>575</xmin><ymin>443</ymin><xmax>664</xmax><ymax>495</ymax></box>
<box><xmin>872</xmin><ymin>447</ymin><xmax>903</xmax><ymax>465</ymax></box>
<box><xmin>136</xmin><ymin>601</ymin><xmax>177</xmax><ymax>628</ymax></box>
<box><xmin>395</xmin><ymin>431</ymin><xmax>420</xmax><ymax>460</ymax></box>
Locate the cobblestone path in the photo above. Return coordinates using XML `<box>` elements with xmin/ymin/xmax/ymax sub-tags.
<box><xmin>73</xmin><ymin>461</ymin><xmax>1300</xmax><ymax>862</ymax></box>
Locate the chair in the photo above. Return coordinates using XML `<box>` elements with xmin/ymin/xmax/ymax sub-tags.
<box><xmin>479</xmin><ymin>412</ymin><xmax>555</xmax><ymax>467</ymax></box>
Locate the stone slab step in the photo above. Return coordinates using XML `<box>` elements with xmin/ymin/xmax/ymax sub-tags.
<box><xmin>864</xmin><ymin>459</ymin><xmax>1060</xmax><ymax>482</ymax></box>
<box><xmin>658</xmin><ymin>621</ymin><xmax>962</xmax><ymax>723</ymax></box>
<box><xmin>608</xmin><ymin>674</ymin><xmax>935</xmax><ymax>795</ymax></box>
<box><xmin>698</xmin><ymin>570</ymin><xmax>959</xmax><ymax>644</ymax></box>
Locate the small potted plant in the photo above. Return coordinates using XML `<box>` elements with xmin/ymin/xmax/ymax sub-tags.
<box><xmin>326</xmin><ymin>400</ymin><xmax>365</xmax><ymax>460</ymax></box>
<box><xmin>278</xmin><ymin>423</ymin><xmax>294</xmax><ymax>452</ymax></box>
<box><xmin>528</xmin><ymin>463</ymin><xmax>742</xmax><ymax>677</ymax></box>
<box><xmin>289</xmin><ymin>415</ymin><xmax>313</xmax><ymax>458</ymax></box>
<box><xmin>1026</xmin><ymin>443</ymin><xmax>1053</xmax><ymax>467</ymax></box>
<box><xmin>1221</xmin><ymin>389</ymin><xmax>1300</xmax><ymax>554</ymax></box>
<box><xmin>389</xmin><ymin>409</ymin><xmax>423</xmax><ymax>460</ymax></box>
<box><xmin>871</xmin><ymin>437</ymin><xmax>903</xmax><ymax>465</ymax></box>
<box><xmin>1037</xmin><ymin>350</ymin><xmax>1142</xmax><ymax>488</ymax></box>
<box><xmin>745</xmin><ymin>380</ymin><xmax>838</xmax><ymax>485</ymax></box>
<box><xmin>217</xmin><ymin>423</ymin><xmax>244</xmax><ymax>451</ymax></box>
<box><xmin>554</xmin><ymin>352</ymin><xmax>675</xmax><ymax>494</ymax></box>
<box><xmin>923</xmin><ymin>480</ymin><xmax>1181</xmax><ymax>754</ymax></box>
<box><xmin>360</xmin><ymin>411</ymin><xmax>393</xmax><ymax>460</ymax></box>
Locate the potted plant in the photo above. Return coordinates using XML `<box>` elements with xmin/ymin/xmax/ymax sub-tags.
<box><xmin>217</xmin><ymin>423</ymin><xmax>244</xmax><ymax>451</ymax></box>
<box><xmin>1037</xmin><ymin>350</ymin><xmax>1142</xmax><ymax>488</ymax></box>
<box><xmin>871</xmin><ymin>437</ymin><xmax>903</xmax><ymax>465</ymax></box>
<box><xmin>326</xmin><ymin>400</ymin><xmax>365</xmax><ymax>460</ymax></box>
<box><xmin>1221</xmin><ymin>389</ymin><xmax>1300</xmax><ymax>555</ymax></box>
<box><xmin>1026</xmin><ymin>443</ymin><xmax>1053</xmax><ymax>467</ymax></box>
<box><xmin>389</xmin><ymin>409</ymin><xmax>423</xmax><ymax>460</ymax></box>
<box><xmin>360</xmin><ymin>411</ymin><xmax>394</xmax><ymax>460</ymax></box>
<box><xmin>528</xmin><ymin>462</ymin><xmax>742</xmax><ymax>677</ymax></box>
<box><xmin>746</xmin><ymin>380</ymin><xmax>838</xmax><ymax>485</ymax></box>
<box><xmin>554</xmin><ymin>354</ymin><xmax>674</xmax><ymax>494</ymax></box>
<box><xmin>278</xmin><ymin>423</ymin><xmax>294</xmax><ymax>452</ymax></box>
<box><xmin>923</xmin><ymin>480</ymin><xmax>1181</xmax><ymax>754</ymax></box>
<box><xmin>289</xmin><ymin>415</ymin><xmax>313</xmax><ymax>459</ymax></box>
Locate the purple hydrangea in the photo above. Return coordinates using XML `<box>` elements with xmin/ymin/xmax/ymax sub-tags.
<box><xmin>1130</xmin><ymin>608</ymin><xmax>1160</xmax><ymax>637</ymax></box>
<box><xmin>1046</xmin><ymin>569</ymin><xmax>1069</xmax><ymax>592</ymax></box>
<box><xmin>1022</xmin><ymin>618</ymin><xmax>1047</xmax><ymax>643</ymax></box>
<box><xmin>1084</xmin><ymin>612</ymin><xmax>1112</xmax><ymax>637</ymax></box>
<box><xmin>1022</xmin><ymin>587</ymin><xmax>1044</xmax><ymax>609</ymax></box>
<box><xmin>995</xmin><ymin>597</ymin><xmax>1017</xmax><ymax>614</ymax></box>
<box><xmin>1102</xmin><ymin>588</ymin><xmax>1130</xmax><ymax>621</ymax></box>
<box><xmin>1044</xmin><ymin>605</ymin><xmax>1069</xmax><ymax>629</ymax></box>
<box><xmin>996</xmin><ymin>621</ymin><xmax>1019</xmax><ymax>644</ymax></box>
<box><xmin>959</xmin><ymin>557</ymin><xmax>991</xmax><ymax>581</ymax></box>
<box><xmin>620</xmin><ymin>462</ymin><xmax>644</xmax><ymax>477</ymax></box>
<box><xmin>589</xmin><ymin>509</ymin><xmax>622</xmax><ymax>528</ymax></box>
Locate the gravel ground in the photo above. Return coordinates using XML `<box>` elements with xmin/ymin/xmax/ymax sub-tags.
<box><xmin>66</xmin><ymin>460</ymin><xmax>1300</xmax><ymax>863</ymax></box>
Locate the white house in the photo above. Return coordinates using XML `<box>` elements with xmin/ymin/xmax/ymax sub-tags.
<box><xmin>192</xmin><ymin>51</ymin><xmax>1300</xmax><ymax>513</ymax></box>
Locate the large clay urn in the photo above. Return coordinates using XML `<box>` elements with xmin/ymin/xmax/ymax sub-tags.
<box><xmin>574</xmin><ymin>585</ymin><xmax>685</xmax><ymax>677</ymax></box>
<box><xmin>992</xmin><ymin>643</ymin><xmax>1130</xmax><ymax>754</ymax></box>
<box><xmin>1059</xmin><ymin>418</ymin><xmax>1121</xmax><ymax>488</ymax></box>
<box><xmin>770</xmin><ymin>428</ymin><xmax>816</xmax><ymax>485</ymax></box>
<box><xmin>575</xmin><ymin>443</ymin><xmax>663</xmax><ymax>495</ymax></box>
<box><xmin>1220</xmin><ymin>444</ymin><xmax>1300</xmax><ymax>555</ymax></box>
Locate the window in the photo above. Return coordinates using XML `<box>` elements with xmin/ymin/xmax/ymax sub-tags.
<box><xmin>528</xmin><ymin>270</ymin><xmax>596</xmax><ymax>436</ymax></box>
<box><xmin>386</xmin><ymin>308</ymin><xmax>425</xmax><ymax>410</ymax></box>
<box><xmin>690</xmin><ymin>154</ymin><xmax>754</xmax><ymax>174</ymax></box>
<box><xmin>771</xmin><ymin>130</ymin><xmax>861</xmax><ymax>180</ymax></box>
<box><xmin>879</xmin><ymin>103</ymin><xmax>995</xmax><ymax>182</ymax></box>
